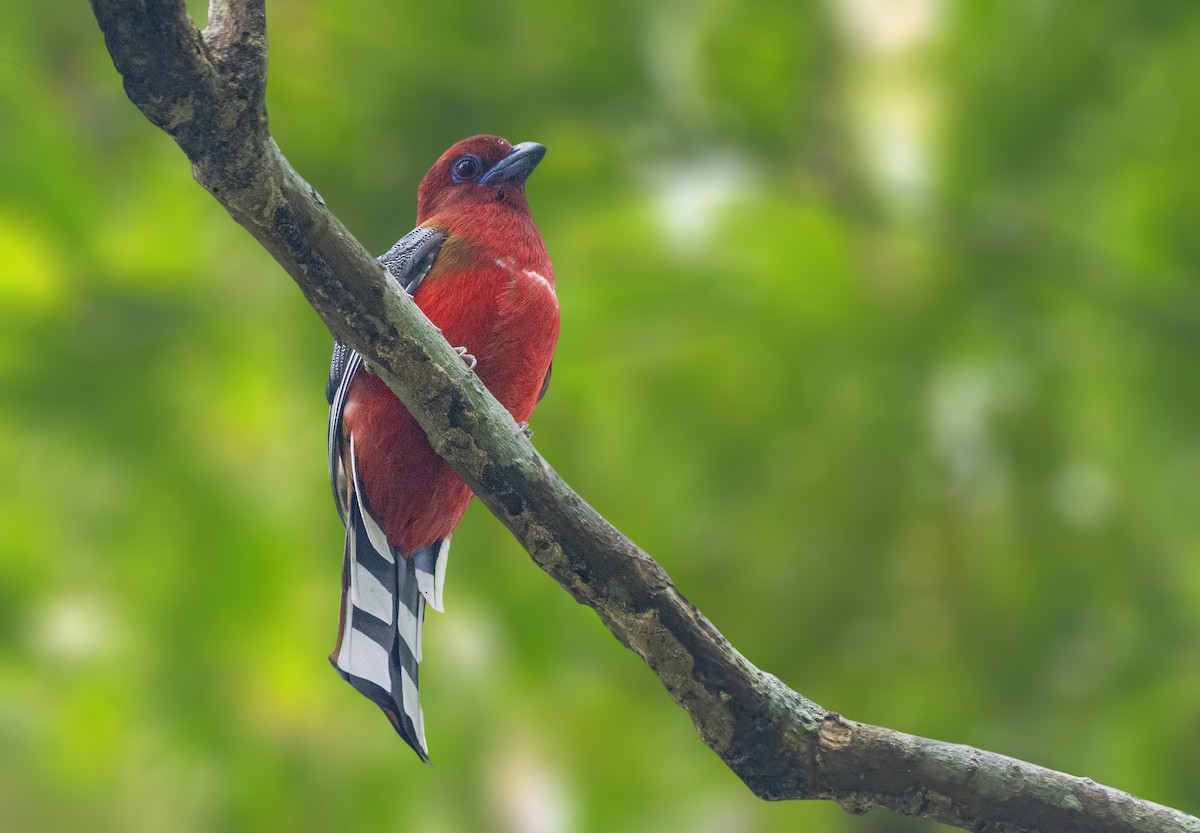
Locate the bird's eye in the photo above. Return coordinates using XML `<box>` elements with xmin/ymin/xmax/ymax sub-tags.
<box><xmin>451</xmin><ymin>155</ymin><xmax>483</xmax><ymax>182</ymax></box>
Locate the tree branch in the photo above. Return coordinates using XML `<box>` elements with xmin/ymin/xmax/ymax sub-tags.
<box><xmin>89</xmin><ymin>3</ymin><xmax>1198</xmax><ymax>831</ymax></box>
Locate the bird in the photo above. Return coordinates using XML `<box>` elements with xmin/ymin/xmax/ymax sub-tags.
<box><xmin>325</xmin><ymin>135</ymin><xmax>560</xmax><ymax>761</ymax></box>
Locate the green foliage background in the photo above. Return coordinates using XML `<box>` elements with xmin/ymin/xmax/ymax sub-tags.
<box><xmin>3</xmin><ymin>2</ymin><xmax>1198</xmax><ymax>831</ymax></box>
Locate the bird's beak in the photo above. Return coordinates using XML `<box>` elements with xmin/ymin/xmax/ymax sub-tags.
<box><xmin>479</xmin><ymin>142</ymin><xmax>546</xmax><ymax>185</ymax></box>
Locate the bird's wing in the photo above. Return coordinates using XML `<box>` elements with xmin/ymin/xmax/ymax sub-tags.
<box><xmin>326</xmin><ymin>343</ymin><xmax>362</xmax><ymax>524</ymax></box>
<box><xmin>537</xmin><ymin>361</ymin><xmax>552</xmax><ymax>403</ymax></box>
<box><xmin>379</xmin><ymin>226</ymin><xmax>445</xmax><ymax>295</ymax></box>
<box><xmin>326</xmin><ymin>227</ymin><xmax>447</xmax><ymax>521</ymax></box>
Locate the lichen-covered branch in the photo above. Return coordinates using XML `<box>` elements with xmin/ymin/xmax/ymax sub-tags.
<box><xmin>88</xmin><ymin>2</ymin><xmax>1199</xmax><ymax>831</ymax></box>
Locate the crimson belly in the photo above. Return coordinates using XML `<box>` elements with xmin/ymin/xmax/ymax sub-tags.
<box><xmin>343</xmin><ymin>372</ymin><xmax>473</xmax><ymax>552</ymax></box>
<box><xmin>342</xmin><ymin>260</ymin><xmax>558</xmax><ymax>555</ymax></box>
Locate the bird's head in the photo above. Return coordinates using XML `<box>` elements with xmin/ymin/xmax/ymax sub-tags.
<box><xmin>416</xmin><ymin>135</ymin><xmax>546</xmax><ymax>224</ymax></box>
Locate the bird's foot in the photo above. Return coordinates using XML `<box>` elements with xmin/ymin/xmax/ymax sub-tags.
<box><xmin>518</xmin><ymin>421</ymin><xmax>533</xmax><ymax>439</ymax></box>
<box><xmin>453</xmin><ymin>345</ymin><xmax>478</xmax><ymax>370</ymax></box>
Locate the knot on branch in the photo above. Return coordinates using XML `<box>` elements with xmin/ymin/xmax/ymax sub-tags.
<box><xmin>819</xmin><ymin>712</ymin><xmax>853</xmax><ymax>751</ymax></box>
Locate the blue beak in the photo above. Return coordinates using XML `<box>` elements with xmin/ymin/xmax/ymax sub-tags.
<box><xmin>479</xmin><ymin>142</ymin><xmax>546</xmax><ymax>185</ymax></box>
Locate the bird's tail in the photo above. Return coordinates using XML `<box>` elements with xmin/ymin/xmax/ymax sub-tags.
<box><xmin>330</xmin><ymin>438</ymin><xmax>450</xmax><ymax>762</ymax></box>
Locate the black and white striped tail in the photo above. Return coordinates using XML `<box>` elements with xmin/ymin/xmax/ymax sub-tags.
<box><xmin>331</xmin><ymin>435</ymin><xmax>450</xmax><ymax>762</ymax></box>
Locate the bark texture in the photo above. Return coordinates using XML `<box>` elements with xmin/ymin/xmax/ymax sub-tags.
<box><xmin>89</xmin><ymin>2</ymin><xmax>1199</xmax><ymax>831</ymax></box>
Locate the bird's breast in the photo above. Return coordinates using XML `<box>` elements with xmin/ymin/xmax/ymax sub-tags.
<box><xmin>415</xmin><ymin>253</ymin><xmax>559</xmax><ymax>422</ymax></box>
<box><xmin>491</xmin><ymin>255</ymin><xmax>557</xmax><ymax>320</ymax></box>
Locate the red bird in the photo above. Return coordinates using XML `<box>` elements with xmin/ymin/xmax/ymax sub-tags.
<box><xmin>325</xmin><ymin>136</ymin><xmax>559</xmax><ymax>760</ymax></box>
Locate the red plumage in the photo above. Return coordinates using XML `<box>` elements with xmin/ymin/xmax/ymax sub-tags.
<box><xmin>343</xmin><ymin>135</ymin><xmax>559</xmax><ymax>552</ymax></box>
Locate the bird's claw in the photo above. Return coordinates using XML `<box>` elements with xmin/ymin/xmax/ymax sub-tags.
<box><xmin>454</xmin><ymin>346</ymin><xmax>477</xmax><ymax>370</ymax></box>
<box><xmin>518</xmin><ymin>421</ymin><xmax>533</xmax><ymax>439</ymax></box>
